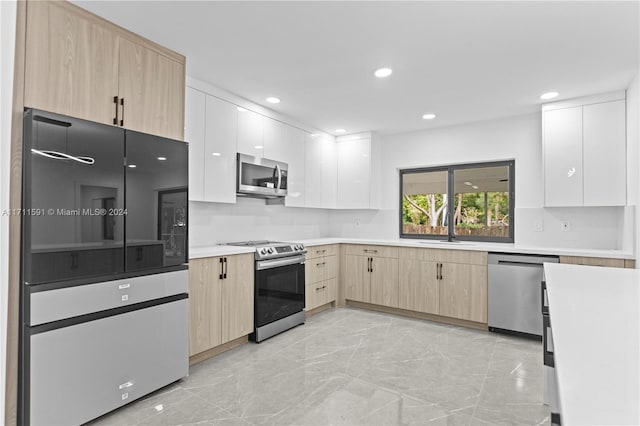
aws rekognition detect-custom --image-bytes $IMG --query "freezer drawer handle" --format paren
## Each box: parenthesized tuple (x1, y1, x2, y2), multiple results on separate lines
(118, 381, 133, 390)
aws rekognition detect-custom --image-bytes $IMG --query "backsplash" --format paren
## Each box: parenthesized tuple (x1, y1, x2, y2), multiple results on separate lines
(189, 197, 331, 246)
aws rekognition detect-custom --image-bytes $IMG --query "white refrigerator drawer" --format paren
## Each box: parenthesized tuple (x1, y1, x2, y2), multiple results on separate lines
(30, 270, 187, 325)
(29, 298, 188, 426)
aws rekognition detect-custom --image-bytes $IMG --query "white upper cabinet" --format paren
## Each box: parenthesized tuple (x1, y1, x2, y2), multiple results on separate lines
(237, 109, 264, 158)
(336, 133, 372, 209)
(543, 106, 583, 206)
(263, 118, 287, 160)
(185, 86, 237, 203)
(543, 91, 626, 207)
(582, 100, 626, 206)
(284, 126, 306, 207)
(185, 87, 206, 201)
(204, 95, 237, 204)
(305, 134, 337, 209)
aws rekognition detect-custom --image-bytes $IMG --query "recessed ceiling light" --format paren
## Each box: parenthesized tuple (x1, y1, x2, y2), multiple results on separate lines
(212, 152, 221, 156)
(157, 156, 167, 161)
(374, 68, 393, 78)
(335, 128, 346, 133)
(128, 164, 136, 168)
(422, 113, 436, 120)
(237, 107, 247, 112)
(472, 185, 479, 189)
(464, 181, 472, 186)
(540, 91, 559, 100)
(254, 145, 263, 149)
(266, 97, 280, 104)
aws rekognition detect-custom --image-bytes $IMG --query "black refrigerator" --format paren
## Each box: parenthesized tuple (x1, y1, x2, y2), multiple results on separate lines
(20, 108, 189, 425)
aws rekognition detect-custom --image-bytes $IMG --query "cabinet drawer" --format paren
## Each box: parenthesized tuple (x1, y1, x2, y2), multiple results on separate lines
(305, 278, 336, 311)
(344, 244, 398, 258)
(399, 247, 486, 265)
(306, 244, 338, 259)
(559, 256, 625, 268)
(29, 299, 188, 426)
(30, 270, 188, 326)
(306, 255, 337, 283)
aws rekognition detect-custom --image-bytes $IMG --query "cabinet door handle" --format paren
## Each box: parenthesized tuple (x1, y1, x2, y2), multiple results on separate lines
(113, 96, 119, 125)
(316, 262, 326, 267)
(219, 257, 224, 279)
(316, 249, 326, 254)
(118, 381, 133, 389)
(437, 263, 442, 280)
(70, 252, 77, 270)
(223, 257, 228, 279)
(120, 98, 125, 127)
(370, 257, 374, 273)
(363, 249, 378, 254)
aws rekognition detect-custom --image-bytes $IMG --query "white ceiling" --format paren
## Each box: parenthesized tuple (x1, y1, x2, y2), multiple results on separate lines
(75, 1, 639, 136)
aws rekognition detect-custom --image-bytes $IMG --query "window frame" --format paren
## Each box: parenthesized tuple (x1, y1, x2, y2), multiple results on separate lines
(399, 160, 515, 243)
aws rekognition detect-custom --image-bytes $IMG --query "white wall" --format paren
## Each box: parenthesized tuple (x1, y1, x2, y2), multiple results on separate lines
(0, 1, 17, 422)
(189, 198, 331, 246)
(627, 72, 640, 260)
(329, 112, 630, 250)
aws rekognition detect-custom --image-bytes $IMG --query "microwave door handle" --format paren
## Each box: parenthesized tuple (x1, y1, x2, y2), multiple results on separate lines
(276, 164, 282, 189)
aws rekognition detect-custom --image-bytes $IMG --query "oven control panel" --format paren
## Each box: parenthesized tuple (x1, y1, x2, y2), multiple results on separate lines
(256, 243, 306, 260)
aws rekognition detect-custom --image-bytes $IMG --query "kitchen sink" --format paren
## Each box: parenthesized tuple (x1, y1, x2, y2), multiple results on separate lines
(418, 240, 476, 246)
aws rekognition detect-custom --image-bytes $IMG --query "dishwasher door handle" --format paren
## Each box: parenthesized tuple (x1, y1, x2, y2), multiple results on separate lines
(497, 260, 544, 267)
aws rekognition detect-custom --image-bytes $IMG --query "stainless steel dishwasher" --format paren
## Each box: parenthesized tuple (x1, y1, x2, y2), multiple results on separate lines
(488, 253, 559, 338)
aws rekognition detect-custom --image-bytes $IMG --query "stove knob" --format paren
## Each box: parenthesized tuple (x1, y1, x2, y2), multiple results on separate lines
(260, 248, 267, 255)
(268, 247, 274, 253)
(296, 245, 302, 250)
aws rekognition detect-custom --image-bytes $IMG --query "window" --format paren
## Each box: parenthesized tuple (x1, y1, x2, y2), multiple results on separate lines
(400, 161, 514, 242)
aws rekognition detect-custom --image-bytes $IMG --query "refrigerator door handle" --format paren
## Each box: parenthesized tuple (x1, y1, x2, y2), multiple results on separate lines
(31, 148, 95, 165)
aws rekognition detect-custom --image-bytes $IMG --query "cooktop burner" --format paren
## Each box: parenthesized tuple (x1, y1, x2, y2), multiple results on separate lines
(225, 241, 306, 260)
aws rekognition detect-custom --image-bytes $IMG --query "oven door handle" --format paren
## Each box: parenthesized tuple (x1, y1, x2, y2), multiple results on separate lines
(257, 255, 306, 270)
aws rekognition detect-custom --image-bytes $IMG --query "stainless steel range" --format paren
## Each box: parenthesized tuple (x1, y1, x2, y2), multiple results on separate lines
(226, 241, 306, 342)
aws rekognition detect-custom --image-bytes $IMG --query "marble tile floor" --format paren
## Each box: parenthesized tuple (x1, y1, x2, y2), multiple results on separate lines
(90, 307, 550, 426)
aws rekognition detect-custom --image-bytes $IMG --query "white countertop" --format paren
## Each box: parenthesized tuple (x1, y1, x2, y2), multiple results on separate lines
(189, 245, 256, 259)
(189, 238, 634, 259)
(544, 263, 640, 425)
(297, 238, 634, 259)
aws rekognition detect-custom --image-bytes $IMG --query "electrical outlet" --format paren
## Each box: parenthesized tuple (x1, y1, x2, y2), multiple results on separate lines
(534, 220, 544, 232)
(354, 219, 360, 228)
(561, 221, 570, 232)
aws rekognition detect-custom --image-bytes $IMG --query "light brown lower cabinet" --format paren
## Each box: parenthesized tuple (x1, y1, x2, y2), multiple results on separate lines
(398, 259, 439, 315)
(344, 252, 399, 308)
(397, 248, 487, 324)
(188, 253, 253, 357)
(306, 278, 337, 311)
(559, 256, 627, 268)
(439, 263, 488, 323)
(305, 247, 338, 311)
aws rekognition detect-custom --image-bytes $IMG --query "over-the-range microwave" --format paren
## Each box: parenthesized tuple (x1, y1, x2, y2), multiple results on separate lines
(236, 153, 288, 198)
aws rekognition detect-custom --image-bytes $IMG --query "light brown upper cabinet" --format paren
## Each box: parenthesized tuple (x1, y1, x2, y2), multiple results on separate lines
(24, 1, 185, 140)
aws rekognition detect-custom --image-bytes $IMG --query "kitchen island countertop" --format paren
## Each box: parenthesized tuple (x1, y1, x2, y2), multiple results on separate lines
(544, 263, 639, 425)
